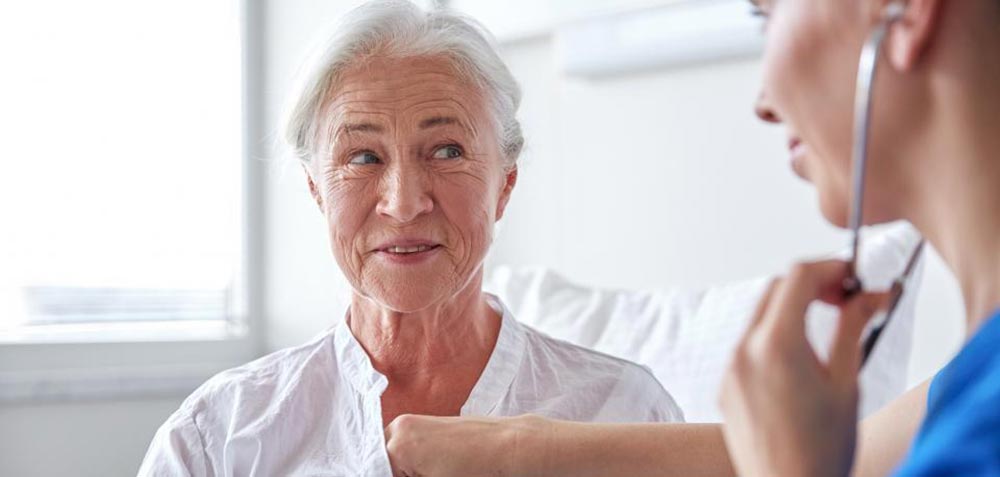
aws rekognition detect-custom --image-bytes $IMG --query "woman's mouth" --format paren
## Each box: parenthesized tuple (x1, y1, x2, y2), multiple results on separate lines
(788, 137, 809, 179)
(373, 241, 443, 264)
(383, 244, 438, 254)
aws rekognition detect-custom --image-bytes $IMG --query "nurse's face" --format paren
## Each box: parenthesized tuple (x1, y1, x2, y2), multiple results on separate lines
(306, 55, 516, 313)
(752, 0, 905, 227)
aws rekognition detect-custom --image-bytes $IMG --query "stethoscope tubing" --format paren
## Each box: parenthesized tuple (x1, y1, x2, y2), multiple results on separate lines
(844, 2, 926, 368)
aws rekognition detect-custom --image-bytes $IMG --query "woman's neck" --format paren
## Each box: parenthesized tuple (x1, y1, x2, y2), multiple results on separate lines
(348, 273, 501, 424)
(347, 272, 501, 380)
(907, 64, 1000, 334)
(920, 177, 1000, 333)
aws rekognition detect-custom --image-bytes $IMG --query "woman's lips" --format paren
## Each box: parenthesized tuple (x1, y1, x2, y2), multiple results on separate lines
(373, 240, 442, 265)
(381, 244, 437, 254)
(788, 137, 808, 180)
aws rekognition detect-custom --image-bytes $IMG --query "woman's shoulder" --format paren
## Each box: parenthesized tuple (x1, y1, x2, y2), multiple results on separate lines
(139, 327, 349, 475)
(895, 356, 1000, 476)
(520, 323, 650, 372)
(517, 323, 684, 422)
(895, 311, 1000, 476)
(178, 327, 341, 417)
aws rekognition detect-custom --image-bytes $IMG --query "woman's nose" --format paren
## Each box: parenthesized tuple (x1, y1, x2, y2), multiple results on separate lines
(755, 91, 782, 124)
(376, 162, 434, 223)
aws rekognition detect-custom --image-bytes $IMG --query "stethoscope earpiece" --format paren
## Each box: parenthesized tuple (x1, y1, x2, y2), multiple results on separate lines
(884, 1, 907, 22)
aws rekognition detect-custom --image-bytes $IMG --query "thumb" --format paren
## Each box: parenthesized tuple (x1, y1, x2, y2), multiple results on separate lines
(828, 291, 892, 381)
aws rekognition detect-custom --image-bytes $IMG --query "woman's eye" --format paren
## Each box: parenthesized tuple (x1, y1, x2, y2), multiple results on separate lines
(348, 151, 381, 165)
(432, 145, 463, 160)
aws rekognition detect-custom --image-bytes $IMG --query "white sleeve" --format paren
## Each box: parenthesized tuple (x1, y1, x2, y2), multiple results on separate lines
(625, 363, 686, 424)
(137, 408, 212, 477)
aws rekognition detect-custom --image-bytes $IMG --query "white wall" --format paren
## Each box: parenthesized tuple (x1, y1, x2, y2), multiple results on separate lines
(0, 397, 185, 477)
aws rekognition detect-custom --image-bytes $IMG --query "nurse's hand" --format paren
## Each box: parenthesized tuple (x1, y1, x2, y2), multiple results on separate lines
(384, 413, 549, 477)
(719, 260, 893, 477)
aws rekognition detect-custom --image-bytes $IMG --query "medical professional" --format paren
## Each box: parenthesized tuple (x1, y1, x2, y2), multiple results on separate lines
(384, 0, 1000, 475)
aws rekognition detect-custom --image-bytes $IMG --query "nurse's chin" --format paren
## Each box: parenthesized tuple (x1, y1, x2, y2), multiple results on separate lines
(816, 190, 851, 230)
(816, 193, 899, 231)
(790, 154, 811, 181)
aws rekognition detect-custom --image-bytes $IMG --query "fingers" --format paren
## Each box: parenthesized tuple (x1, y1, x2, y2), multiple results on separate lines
(761, 260, 853, 338)
(828, 291, 892, 381)
(747, 277, 782, 331)
(720, 259, 878, 477)
(385, 414, 423, 477)
(747, 258, 893, 384)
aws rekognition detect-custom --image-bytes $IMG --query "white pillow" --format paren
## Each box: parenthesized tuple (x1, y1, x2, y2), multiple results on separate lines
(485, 224, 923, 423)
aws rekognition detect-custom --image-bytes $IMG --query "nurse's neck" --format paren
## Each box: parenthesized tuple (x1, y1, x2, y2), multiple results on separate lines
(904, 46, 1000, 336)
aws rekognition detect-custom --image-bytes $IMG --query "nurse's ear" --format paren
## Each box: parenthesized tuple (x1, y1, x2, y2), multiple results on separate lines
(884, 0, 944, 71)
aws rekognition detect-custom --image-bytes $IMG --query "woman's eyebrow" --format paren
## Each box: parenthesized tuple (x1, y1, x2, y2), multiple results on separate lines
(419, 116, 460, 129)
(340, 122, 384, 134)
(333, 121, 385, 141)
(419, 115, 477, 137)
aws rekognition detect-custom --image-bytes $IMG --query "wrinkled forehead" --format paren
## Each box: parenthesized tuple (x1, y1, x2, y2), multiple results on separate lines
(321, 55, 491, 139)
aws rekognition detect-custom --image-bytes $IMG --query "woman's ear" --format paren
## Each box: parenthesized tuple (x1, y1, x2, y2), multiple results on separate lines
(885, 0, 944, 71)
(495, 165, 518, 221)
(302, 163, 324, 212)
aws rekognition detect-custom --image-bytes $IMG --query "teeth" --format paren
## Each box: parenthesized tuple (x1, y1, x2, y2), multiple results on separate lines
(387, 245, 433, 254)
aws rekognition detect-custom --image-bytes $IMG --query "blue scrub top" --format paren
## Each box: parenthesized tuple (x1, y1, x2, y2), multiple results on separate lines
(892, 309, 1000, 476)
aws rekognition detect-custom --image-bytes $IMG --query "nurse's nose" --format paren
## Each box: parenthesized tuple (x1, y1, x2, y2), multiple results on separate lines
(755, 91, 782, 124)
(376, 160, 434, 223)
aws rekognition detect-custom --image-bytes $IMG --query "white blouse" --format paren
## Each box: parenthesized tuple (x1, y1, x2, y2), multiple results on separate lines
(138, 296, 683, 476)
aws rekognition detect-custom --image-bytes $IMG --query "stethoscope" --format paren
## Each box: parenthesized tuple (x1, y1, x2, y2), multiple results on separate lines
(845, 0, 925, 368)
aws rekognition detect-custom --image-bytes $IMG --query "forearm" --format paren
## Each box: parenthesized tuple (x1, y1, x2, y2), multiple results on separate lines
(512, 418, 734, 477)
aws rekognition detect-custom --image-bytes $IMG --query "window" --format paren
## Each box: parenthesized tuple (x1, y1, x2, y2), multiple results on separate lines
(0, 1, 259, 402)
(0, 0, 246, 343)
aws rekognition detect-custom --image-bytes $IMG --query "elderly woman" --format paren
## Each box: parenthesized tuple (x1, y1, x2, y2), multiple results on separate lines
(138, 1, 681, 475)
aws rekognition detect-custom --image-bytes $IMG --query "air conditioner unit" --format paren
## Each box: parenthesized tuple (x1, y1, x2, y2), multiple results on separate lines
(556, 0, 764, 77)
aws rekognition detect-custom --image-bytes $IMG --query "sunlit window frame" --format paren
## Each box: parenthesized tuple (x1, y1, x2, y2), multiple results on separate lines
(0, 0, 264, 404)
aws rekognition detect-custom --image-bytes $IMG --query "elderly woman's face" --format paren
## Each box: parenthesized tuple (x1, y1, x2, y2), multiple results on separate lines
(307, 55, 515, 312)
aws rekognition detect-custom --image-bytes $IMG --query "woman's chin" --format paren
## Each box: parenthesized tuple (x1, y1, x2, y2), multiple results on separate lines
(360, 279, 453, 314)
(817, 191, 851, 229)
(816, 187, 898, 230)
(379, 298, 436, 314)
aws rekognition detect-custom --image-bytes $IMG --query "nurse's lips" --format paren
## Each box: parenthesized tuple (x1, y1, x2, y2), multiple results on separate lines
(788, 137, 808, 179)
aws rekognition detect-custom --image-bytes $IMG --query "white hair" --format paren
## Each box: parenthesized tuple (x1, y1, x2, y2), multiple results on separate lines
(284, 0, 524, 167)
